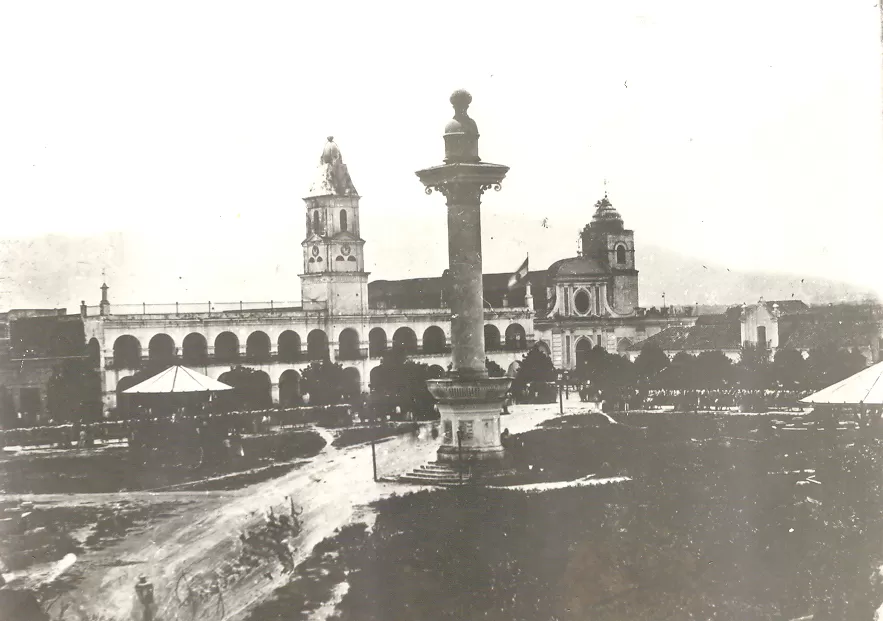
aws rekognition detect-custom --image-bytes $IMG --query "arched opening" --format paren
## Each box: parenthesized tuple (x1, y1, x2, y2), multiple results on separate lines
(574, 290, 591, 315)
(246, 331, 271, 362)
(427, 364, 446, 379)
(113, 335, 142, 369)
(115, 374, 141, 418)
(338, 328, 361, 360)
(148, 334, 175, 365)
(306, 213, 311, 236)
(278, 331, 302, 363)
(182, 333, 208, 366)
(392, 327, 417, 354)
(87, 338, 101, 367)
(575, 338, 594, 367)
(422, 326, 446, 354)
(307, 330, 329, 360)
(214, 332, 240, 363)
(369, 366, 383, 391)
(218, 368, 272, 411)
(342, 367, 361, 400)
(757, 326, 767, 347)
(313, 210, 321, 235)
(484, 325, 501, 351)
(505, 324, 527, 350)
(340, 209, 348, 232)
(616, 244, 627, 264)
(534, 341, 551, 357)
(369, 328, 388, 358)
(279, 370, 302, 407)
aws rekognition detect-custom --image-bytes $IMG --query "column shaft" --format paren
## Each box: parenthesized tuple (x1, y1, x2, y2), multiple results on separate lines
(447, 192, 487, 379)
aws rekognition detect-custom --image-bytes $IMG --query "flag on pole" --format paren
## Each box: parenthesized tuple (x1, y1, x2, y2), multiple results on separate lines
(507, 256, 529, 290)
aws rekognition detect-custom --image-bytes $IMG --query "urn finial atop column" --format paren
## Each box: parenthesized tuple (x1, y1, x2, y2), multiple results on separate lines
(444, 89, 480, 164)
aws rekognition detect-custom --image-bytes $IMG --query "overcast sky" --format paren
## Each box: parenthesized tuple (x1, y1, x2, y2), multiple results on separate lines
(1, 1, 881, 310)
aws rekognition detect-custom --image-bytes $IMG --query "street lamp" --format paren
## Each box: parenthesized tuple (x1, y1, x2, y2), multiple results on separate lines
(557, 371, 565, 415)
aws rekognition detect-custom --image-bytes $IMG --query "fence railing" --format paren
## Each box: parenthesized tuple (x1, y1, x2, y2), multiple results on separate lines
(84, 301, 303, 317)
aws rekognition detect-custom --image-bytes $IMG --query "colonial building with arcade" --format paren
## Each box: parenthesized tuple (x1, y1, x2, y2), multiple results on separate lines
(2, 139, 696, 421)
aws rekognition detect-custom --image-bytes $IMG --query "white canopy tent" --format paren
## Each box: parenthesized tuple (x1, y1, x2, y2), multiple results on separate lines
(122, 366, 233, 394)
(800, 360, 883, 406)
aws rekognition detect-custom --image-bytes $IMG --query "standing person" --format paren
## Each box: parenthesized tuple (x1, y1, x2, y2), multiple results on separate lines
(134, 575, 156, 621)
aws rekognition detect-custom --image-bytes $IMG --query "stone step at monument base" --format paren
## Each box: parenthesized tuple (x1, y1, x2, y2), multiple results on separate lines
(387, 461, 517, 487)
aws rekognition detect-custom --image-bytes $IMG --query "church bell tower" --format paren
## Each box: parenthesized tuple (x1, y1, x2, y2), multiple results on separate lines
(300, 137, 369, 315)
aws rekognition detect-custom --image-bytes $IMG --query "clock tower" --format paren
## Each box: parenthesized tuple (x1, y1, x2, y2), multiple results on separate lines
(300, 137, 369, 315)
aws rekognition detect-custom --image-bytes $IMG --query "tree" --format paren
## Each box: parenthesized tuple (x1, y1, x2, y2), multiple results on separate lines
(301, 359, 347, 406)
(771, 348, 807, 390)
(485, 358, 506, 378)
(512, 347, 557, 403)
(370, 348, 436, 419)
(218, 366, 273, 410)
(574, 346, 635, 394)
(633, 343, 669, 385)
(737, 343, 771, 391)
(694, 351, 734, 388)
(662, 352, 698, 390)
(47, 359, 102, 423)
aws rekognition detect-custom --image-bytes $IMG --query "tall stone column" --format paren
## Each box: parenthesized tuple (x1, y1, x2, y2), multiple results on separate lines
(417, 90, 511, 462)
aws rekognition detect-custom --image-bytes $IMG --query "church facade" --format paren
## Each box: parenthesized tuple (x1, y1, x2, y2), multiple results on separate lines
(4, 139, 695, 419)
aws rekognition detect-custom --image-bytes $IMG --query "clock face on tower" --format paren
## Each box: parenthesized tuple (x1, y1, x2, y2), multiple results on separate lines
(311, 245, 320, 257)
(341, 244, 351, 256)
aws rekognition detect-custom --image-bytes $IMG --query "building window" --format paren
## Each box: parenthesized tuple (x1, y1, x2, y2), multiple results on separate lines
(313, 211, 321, 235)
(574, 290, 590, 315)
(616, 244, 627, 264)
(340, 209, 348, 232)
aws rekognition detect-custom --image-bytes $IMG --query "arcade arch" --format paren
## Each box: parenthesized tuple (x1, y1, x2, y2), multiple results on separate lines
(392, 327, 417, 354)
(369, 328, 388, 358)
(246, 331, 271, 362)
(182, 333, 208, 366)
(113, 336, 142, 369)
(148, 334, 175, 365)
(505, 324, 527, 350)
(278, 331, 302, 362)
(338, 328, 361, 360)
(215, 332, 240, 363)
(422, 326, 446, 354)
(484, 325, 502, 351)
(307, 330, 329, 360)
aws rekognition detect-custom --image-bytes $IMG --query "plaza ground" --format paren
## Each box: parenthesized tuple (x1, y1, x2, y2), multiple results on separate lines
(2, 398, 881, 620)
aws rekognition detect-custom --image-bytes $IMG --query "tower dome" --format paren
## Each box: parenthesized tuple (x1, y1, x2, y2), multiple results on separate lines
(307, 137, 358, 197)
(590, 196, 624, 232)
(321, 136, 342, 164)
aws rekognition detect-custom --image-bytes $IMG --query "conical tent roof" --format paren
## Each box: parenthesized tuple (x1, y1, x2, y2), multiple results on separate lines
(122, 366, 233, 394)
(800, 360, 883, 405)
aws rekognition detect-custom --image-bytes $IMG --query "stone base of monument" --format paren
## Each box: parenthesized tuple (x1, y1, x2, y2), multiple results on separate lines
(426, 377, 512, 463)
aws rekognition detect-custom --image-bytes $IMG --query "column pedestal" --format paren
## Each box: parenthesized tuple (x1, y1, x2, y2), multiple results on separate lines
(427, 377, 511, 461)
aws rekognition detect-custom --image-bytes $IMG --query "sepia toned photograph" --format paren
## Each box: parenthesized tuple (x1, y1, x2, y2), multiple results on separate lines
(1, 2, 882, 620)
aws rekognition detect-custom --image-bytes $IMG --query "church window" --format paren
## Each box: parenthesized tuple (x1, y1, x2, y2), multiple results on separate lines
(340, 209, 348, 232)
(574, 290, 590, 314)
(306, 213, 311, 235)
(347, 256, 356, 262)
(336, 256, 344, 261)
(313, 211, 321, 235)
(616, 244, 627, 264)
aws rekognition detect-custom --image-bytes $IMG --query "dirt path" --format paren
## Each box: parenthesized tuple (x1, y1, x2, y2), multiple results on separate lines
(45, 403, 571, 620)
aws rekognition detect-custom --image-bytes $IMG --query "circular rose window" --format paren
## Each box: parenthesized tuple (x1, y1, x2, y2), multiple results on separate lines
(574, 290, 591, 314)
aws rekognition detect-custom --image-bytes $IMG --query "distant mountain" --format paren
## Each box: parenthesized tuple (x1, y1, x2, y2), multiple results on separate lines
(637, 243, 877, 308)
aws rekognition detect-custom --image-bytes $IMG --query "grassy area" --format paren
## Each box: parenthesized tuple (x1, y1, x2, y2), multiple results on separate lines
(0, 429, 326, 494)
(254, 411, 883, 620)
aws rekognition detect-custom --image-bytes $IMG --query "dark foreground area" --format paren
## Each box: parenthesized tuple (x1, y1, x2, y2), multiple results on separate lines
(248, 410, 883, 621)
(0, 429, 326, 494)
